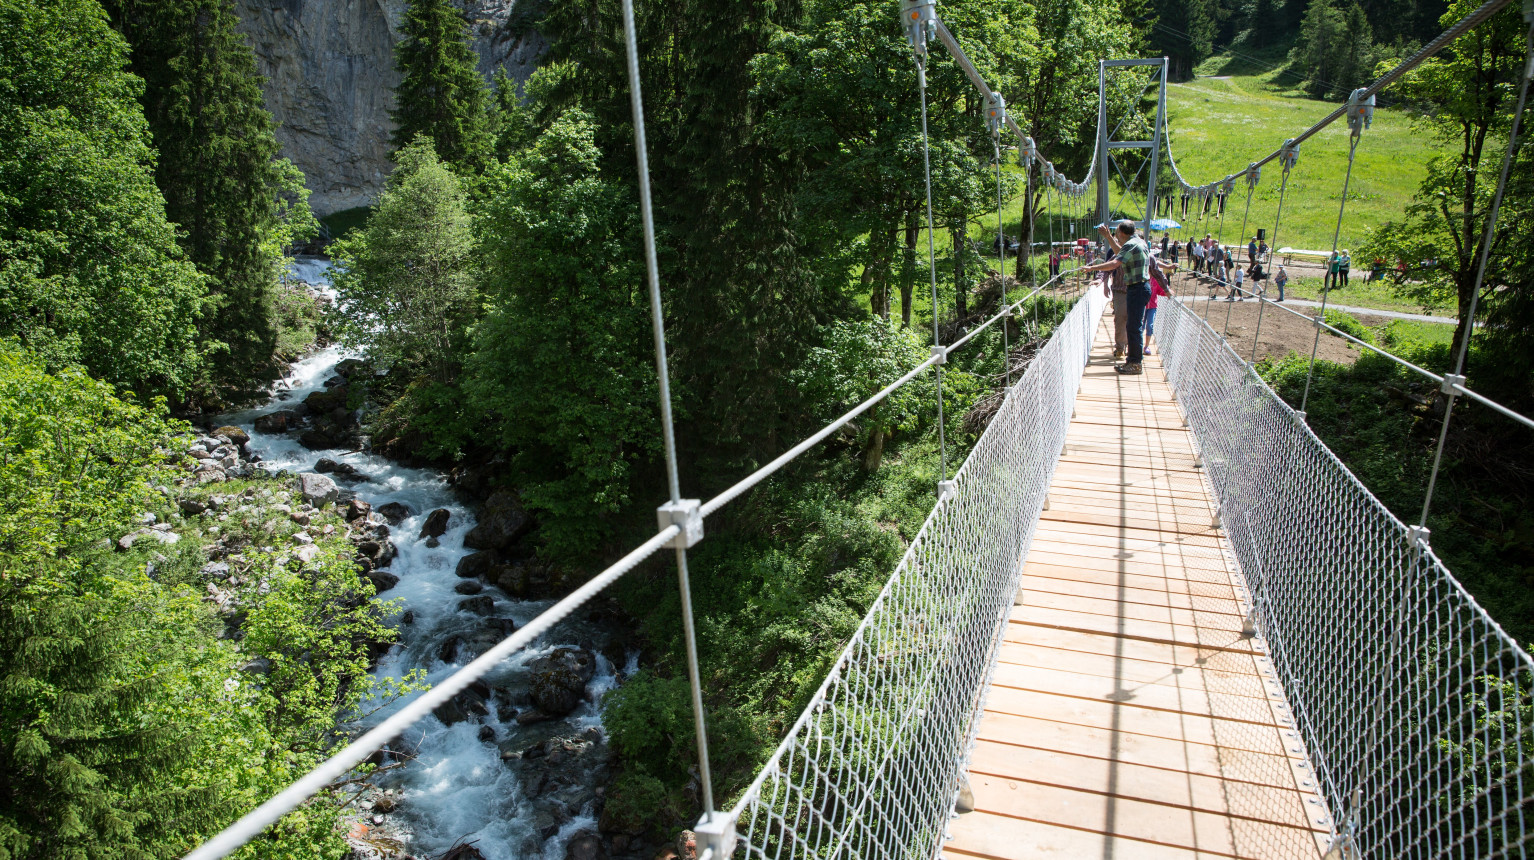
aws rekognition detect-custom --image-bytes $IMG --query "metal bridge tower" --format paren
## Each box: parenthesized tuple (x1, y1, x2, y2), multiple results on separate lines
(1095, 58, 1169, 229)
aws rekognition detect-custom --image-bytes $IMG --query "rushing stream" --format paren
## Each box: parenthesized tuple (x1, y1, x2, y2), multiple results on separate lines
(221, 259, 622, 860)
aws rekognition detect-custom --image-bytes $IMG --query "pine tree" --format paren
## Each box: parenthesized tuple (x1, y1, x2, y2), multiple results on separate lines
(107, 0, 313, 395)
(0, 0, 205, 397)
(391, 0, 492, 175)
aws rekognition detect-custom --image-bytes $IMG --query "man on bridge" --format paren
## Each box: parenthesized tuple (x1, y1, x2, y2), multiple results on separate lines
(1080, 220, 1151, 375)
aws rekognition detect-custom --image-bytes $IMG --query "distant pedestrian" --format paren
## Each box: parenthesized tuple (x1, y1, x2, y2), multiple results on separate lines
(1160, 234, 1169, 256)
(1274, 265, 1289, 301)
(1227, 262, 1244, 301)
(1249, 261, 1266, 296)
(1258, 238, 1268, 261)
(1326, 251, 1340, 290)
(1248, 236, 1258, 264)
(1339, 249, 1352, 287)
(1192, 240, 1205, 274)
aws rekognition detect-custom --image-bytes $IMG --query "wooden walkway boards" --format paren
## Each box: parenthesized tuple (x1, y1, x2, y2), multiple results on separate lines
(945, 311, 1328, 860)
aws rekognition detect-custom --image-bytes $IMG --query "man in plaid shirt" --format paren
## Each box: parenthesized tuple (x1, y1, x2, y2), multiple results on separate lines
(1080, 220, 1152, 375)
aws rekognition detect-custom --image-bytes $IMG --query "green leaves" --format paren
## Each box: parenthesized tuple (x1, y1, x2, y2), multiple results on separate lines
(0, 0, 206, 397)
(329, 137, 477, 384)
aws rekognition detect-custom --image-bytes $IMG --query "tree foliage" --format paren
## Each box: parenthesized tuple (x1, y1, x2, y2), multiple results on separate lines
(0, 344, 398, 860)
(107, 0, 316, 393)
(469, 110, 659, 556)
(330, 137, 477, 382)
(391, 0, 492, 175)
(1362, 0, 1526, 367)
(0, 0, 205, 397)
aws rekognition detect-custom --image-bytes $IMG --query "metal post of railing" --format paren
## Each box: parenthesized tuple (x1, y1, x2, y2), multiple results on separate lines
(1253, 143, 1297, 363)
(620, 0, 726, 851)
(1222, 173, 1256, 339)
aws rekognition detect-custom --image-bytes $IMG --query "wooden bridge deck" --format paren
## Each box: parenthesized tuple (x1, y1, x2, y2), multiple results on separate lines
(945, 310, 1329, 859)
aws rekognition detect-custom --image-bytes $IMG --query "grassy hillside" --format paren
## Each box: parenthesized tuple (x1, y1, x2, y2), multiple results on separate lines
(1162, 72, 1441, 255)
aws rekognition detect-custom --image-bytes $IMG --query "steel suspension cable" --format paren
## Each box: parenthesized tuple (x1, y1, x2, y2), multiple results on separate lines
(1252, 157, 1294, 362)
(995, 141, 1011, 385)
(618, 0, 718, 825)
(916, 54, 948, 485)
(1300, 130, 1363, 414)
(1222, 178, 1256, 339)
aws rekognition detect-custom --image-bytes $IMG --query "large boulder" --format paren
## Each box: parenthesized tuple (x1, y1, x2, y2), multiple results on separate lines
(432, 680, 492, 726)
(455, 551, 495, 580)
(303, 386, 348, 413)
(564, 832, 608, 860)
(529, 647, 596, 717)
(463, 491, 533, 551)
(252, 410, 301, 433)
(420, 508, 451, 538)
(458, 595, 495, 616)
(213, 425, 250, 448)
(335, 358, 370, 378)
(298, 429, 335, 450)
(298, 472, 339, 506)
(377, 502, 410, 524)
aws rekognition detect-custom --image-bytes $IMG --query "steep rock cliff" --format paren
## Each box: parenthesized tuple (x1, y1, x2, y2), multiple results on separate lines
(235, 0, 544, 217)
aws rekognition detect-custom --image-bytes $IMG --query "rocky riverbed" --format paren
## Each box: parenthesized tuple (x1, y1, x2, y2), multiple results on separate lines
(203, 261, 639, 860)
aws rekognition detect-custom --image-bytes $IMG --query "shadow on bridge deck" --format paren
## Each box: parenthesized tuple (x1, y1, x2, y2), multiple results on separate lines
(945, 310, 1331, 860)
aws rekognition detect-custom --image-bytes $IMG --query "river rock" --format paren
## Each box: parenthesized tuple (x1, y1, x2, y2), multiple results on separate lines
(420, 508, 451, 538)
(463, 490, 533, 551)
(298, 429, 335, 450)
(530, 647, 595, 717)
(322, 374, 346, 388)
(179, 498, 207, 516)
(366, 570, 400, 593)
(346, 499, 371, 522)
(213, 425, 250, 448)
(455, 551, 494, 579)
(377, 502, 410, 524)
(303, 386, 348, 413)
(298, 472, 339, 506)
(194, 466, 227, 484)
(432, 679, 492, 726)
(252, 410, 300, 433)
(565, 832, 608, 860)
(335, 358, 370, 378)
(458, 595, 495, 616)
(454, 580, 483, 595)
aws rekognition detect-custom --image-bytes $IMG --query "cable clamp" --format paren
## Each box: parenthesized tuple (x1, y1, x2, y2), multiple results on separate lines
(1439, 372, 1465, 397)
(985, 92, 1006, 133)
(695, 810, 737, 860)
(899, 0, 936, 56)
(938, 480, 958, 502)
(1247, 162, 1261, 187)
(657, 498, 704, 549)
(1346, 89, 1375, 134)
(931, 345, 948, 365)
(1279, 139, 1300, 170)
(1408, 525, 1431, 550)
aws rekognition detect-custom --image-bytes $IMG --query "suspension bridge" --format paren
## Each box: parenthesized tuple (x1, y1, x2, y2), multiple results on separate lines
(185, 0, 1534, 857)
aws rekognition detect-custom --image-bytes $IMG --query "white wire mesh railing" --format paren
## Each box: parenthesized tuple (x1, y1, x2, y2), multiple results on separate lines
(728, 288, 1107, 858)
(1154, 292, 1534, 857)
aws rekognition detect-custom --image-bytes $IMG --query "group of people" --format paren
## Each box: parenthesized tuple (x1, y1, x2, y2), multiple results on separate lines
(1324, 249, 1353, 289)
(1178, 232, 1289, 302)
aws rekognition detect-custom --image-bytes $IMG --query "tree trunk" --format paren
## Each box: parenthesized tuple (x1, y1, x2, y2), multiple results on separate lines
(952, 220, 967, 320)
(901, 209, 917, 328)
(862, 425, 886, 472)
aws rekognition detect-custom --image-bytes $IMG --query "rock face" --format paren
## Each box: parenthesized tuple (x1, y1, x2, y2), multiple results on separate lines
(233, 0, 548, 217)
(463, 490, 533, 550)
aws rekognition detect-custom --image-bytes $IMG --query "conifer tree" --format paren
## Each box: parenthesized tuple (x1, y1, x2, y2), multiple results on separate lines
(391, 0, 492, 175)
(106, 0, 314, 394)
